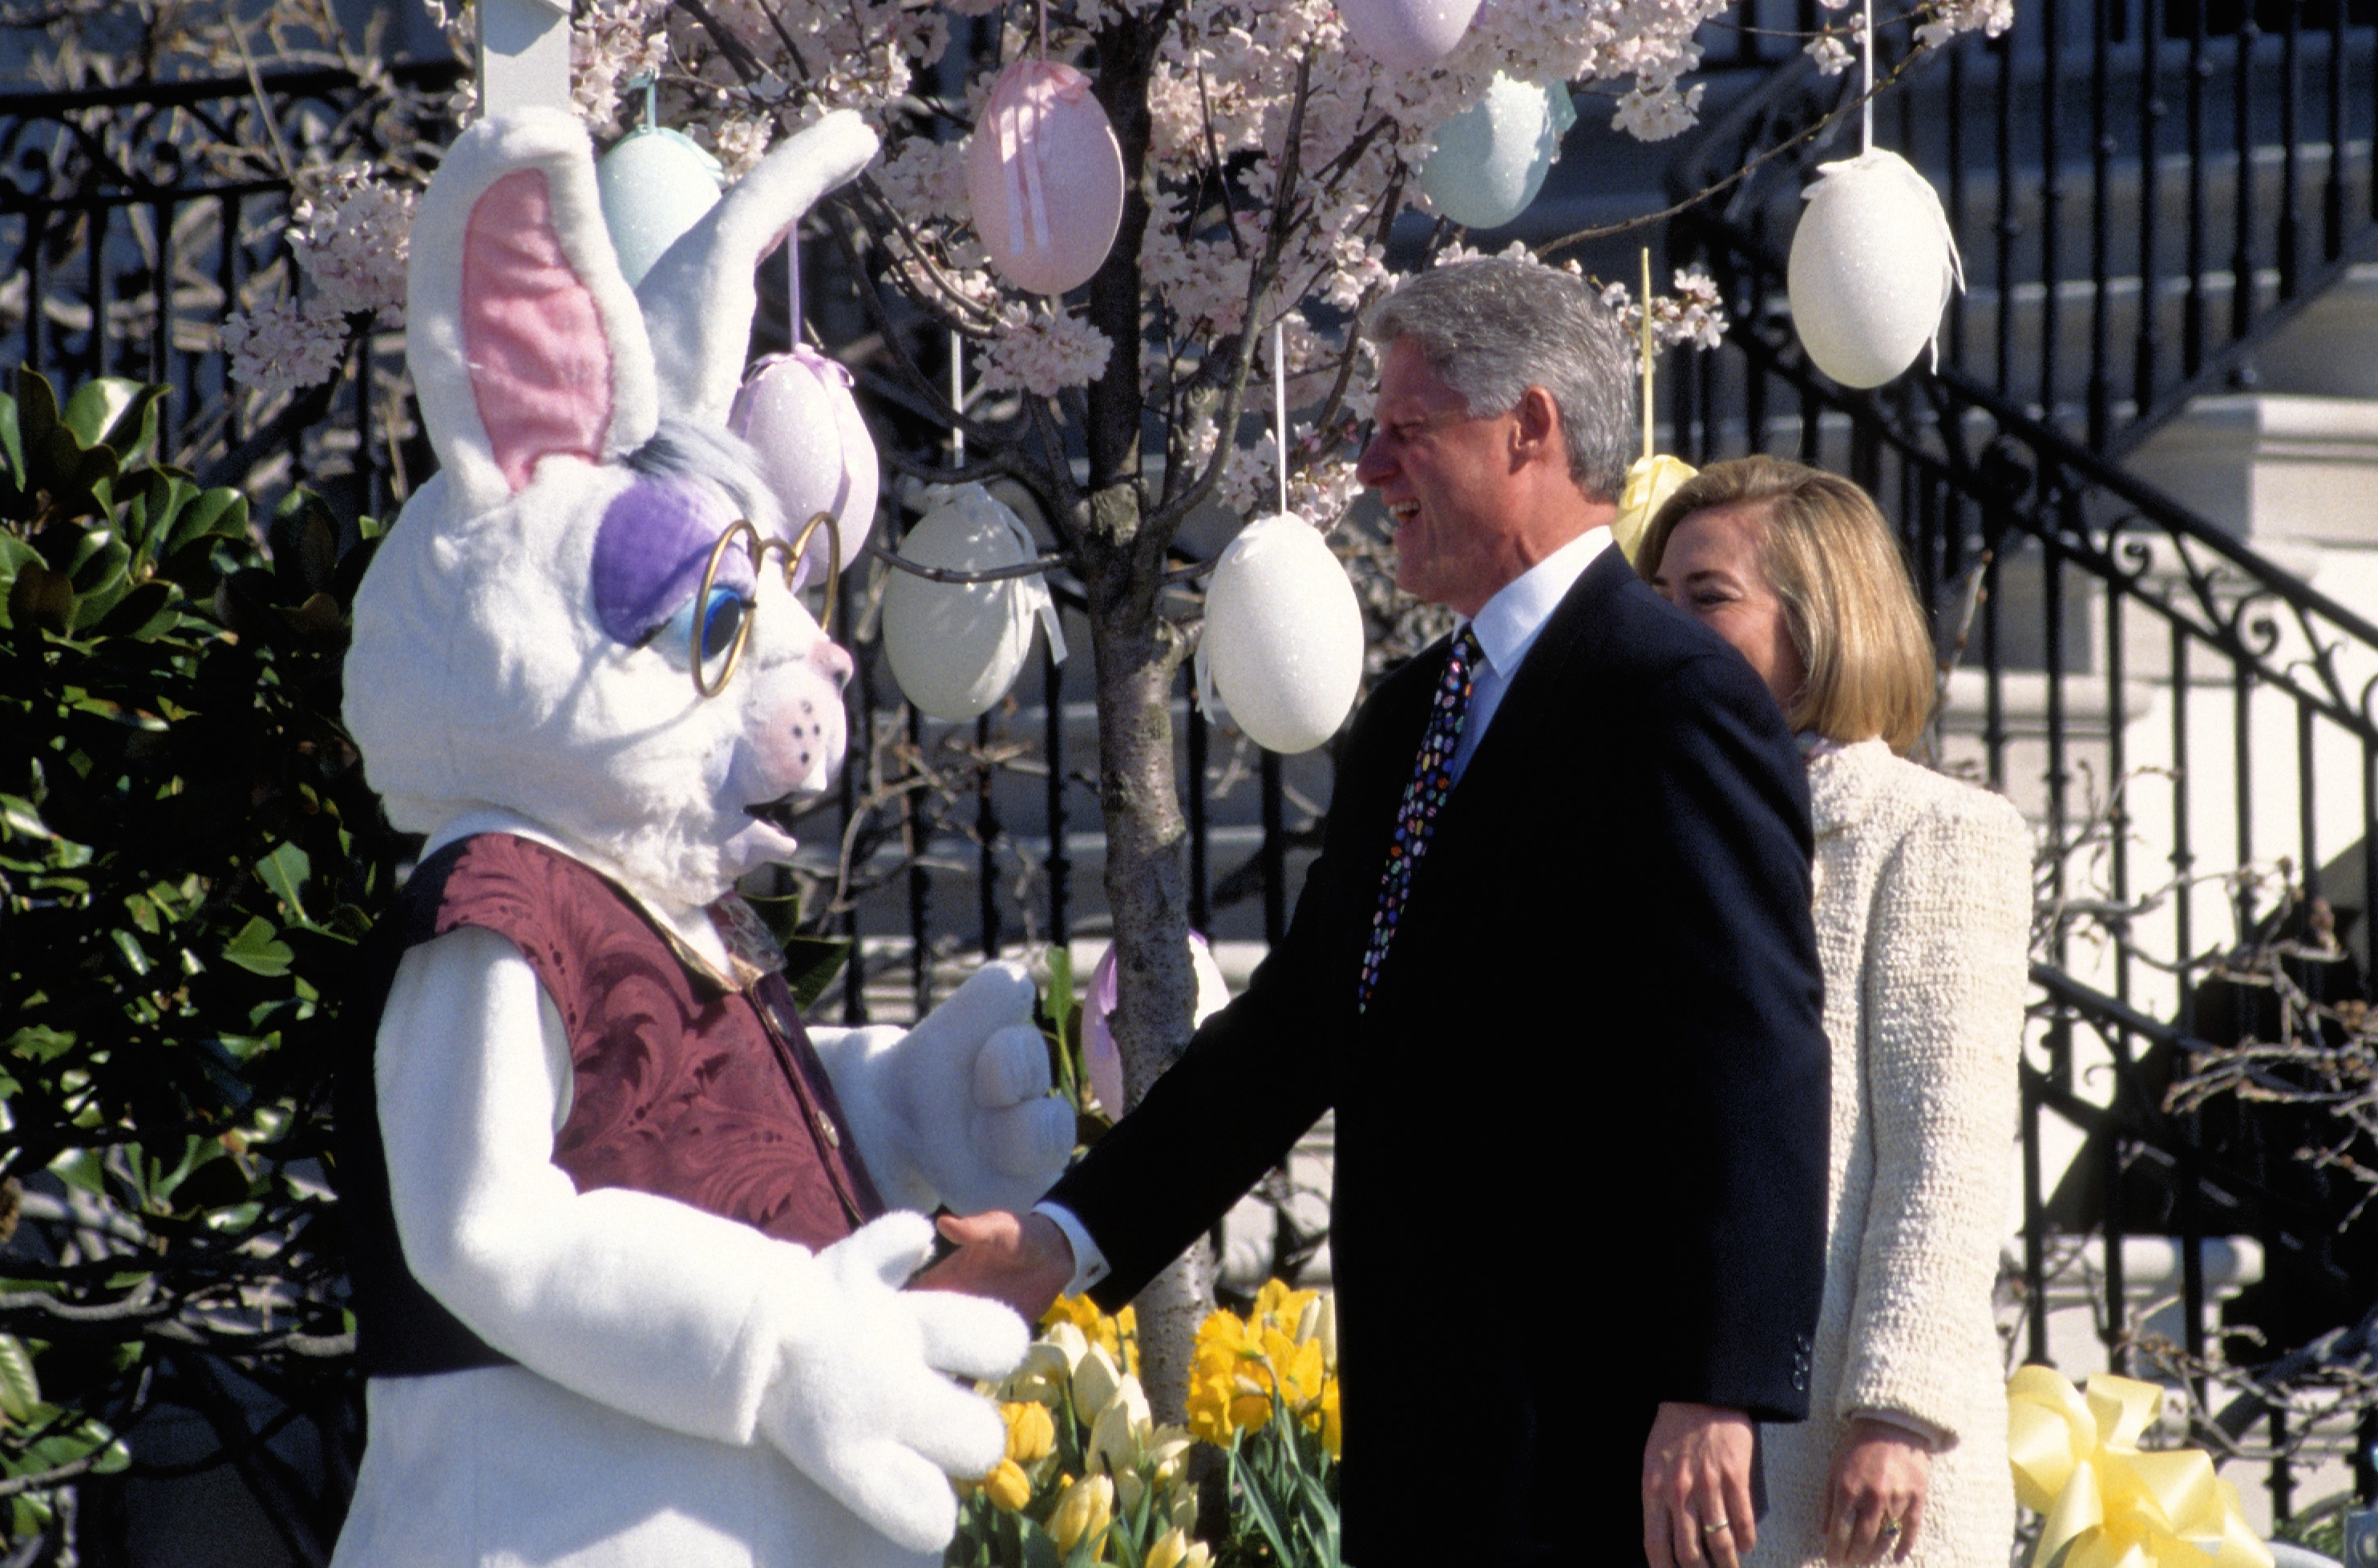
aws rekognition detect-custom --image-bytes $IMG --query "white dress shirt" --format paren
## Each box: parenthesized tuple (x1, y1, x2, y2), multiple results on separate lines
(1037, 526, 1616, 1296)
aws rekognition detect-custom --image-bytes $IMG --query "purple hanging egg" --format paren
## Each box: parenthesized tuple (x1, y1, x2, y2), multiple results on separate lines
(1337, 0, 1482, 73)
(728, 349, 879, 578)
(966, 61, 1123, 296)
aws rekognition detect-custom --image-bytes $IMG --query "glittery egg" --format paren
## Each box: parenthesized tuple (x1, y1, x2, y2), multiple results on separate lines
(596, 126, 725, 289)
(1337, 0, 1482, 72)
(1786, 149, 1965, 389)
(966, 62, 1125, 296)
(1198, 511, 1364, 755)
(880, 483, 1064, 721)
(728, 349, 879, 579)
(1416, 74, 1576, 232)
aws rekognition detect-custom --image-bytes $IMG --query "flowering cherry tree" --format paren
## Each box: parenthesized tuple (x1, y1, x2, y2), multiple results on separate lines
(218, 0, 2012, 1413)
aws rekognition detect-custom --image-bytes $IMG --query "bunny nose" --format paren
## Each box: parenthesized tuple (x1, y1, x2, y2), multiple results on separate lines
(808, 640, 854, 689)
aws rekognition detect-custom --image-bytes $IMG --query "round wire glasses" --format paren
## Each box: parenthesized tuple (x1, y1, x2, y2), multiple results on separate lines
(690, 510, 842, 699)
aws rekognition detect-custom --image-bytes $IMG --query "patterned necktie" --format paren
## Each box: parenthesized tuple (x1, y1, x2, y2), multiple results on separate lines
(1357, 626, 1482, 1012)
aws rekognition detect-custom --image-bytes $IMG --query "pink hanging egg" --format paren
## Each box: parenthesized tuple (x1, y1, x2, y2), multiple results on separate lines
(966, 62, 1124, 296)
(1337, 0, 1482, 73)
(728, 348, 879, 579)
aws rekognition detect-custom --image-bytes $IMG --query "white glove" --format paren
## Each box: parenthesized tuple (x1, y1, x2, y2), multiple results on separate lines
(812, 961, 1078, 1218)
(754, 1212, 1026, 1552)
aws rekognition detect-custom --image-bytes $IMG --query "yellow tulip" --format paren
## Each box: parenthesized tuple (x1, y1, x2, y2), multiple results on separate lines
(1183, 1546, 1212, 1568)
(1072, 1344, 1124, 1424)
(1002, 1400, 1055, 1465)
(983, 1459, 1033, 1513)
(1087, 1384, 1151, 1477)
(1318, 1379, 1342, 1459)
(1147, 1527, 1193, 1568)
(1049, 1473, 1114, 1558)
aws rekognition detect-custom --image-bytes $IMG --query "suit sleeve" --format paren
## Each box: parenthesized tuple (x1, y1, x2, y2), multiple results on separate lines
(1622, 651, 1831, 1421)
(1836, 792, 2029, 1440)
(1045, 690, 1407, 1310)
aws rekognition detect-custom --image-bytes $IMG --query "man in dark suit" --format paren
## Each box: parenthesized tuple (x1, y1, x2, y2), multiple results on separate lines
(924, 257, 1830, 1568)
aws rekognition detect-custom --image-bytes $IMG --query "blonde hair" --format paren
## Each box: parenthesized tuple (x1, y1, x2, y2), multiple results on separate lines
(1636, 455, 1935, 754)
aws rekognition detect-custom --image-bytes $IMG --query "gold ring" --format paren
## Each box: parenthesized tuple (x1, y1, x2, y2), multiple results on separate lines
(787, 509, 842, 632)
(1880, 1519, 1903, 1538)
(1702, 1519, 1731, 1535)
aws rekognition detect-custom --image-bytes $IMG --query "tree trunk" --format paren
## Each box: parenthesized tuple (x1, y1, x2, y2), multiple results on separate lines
(1078, 8, 1210, 1425)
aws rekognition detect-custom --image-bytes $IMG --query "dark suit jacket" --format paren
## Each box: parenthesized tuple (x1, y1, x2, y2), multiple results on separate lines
(1047, 548, 1830, 1566)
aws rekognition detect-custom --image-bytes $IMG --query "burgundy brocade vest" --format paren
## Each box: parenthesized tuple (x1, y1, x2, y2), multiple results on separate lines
(337, 833, 883, 1378)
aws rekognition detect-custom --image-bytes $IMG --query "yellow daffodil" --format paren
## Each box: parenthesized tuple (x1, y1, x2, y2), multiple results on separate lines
(983, 1459, 1033, 1513)
(1044, 1294, 1138, 1376)
(1311, 1293, 1337, 1372)
(1317, 1377, 1342, 1459)
(1251, 1279, 1319, 1332)
(1049, 1473, 1114, 1558)
(1001, 1400, 1055, 1465)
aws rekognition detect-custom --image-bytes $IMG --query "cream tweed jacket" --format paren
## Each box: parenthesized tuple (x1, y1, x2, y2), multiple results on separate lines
(1749, 740, 2028, 1567)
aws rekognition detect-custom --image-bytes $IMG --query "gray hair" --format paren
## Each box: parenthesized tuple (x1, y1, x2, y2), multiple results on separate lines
(1365, 257, 1636, 502)
(626, 417, 785, 535)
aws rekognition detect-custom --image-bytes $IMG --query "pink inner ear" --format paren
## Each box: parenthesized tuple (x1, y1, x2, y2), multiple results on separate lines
(462, 168, 613, 493)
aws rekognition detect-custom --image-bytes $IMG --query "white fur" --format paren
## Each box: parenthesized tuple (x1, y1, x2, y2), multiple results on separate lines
(403, 109, 658, 516)
(336, 108, 1075, 1567)
(808, 963, 1080, 1218)
(637, 112, 880, 424)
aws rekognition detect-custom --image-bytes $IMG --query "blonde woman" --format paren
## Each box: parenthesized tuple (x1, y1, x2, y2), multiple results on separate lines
(1640, 456, 2027, 1567)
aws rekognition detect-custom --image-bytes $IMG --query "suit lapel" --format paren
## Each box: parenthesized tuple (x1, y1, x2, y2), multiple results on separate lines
(1441, 547, 1634, 806)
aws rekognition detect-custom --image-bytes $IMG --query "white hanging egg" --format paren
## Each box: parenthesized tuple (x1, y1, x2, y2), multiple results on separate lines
(597, 126, 726, 289)
(729, 350, 879, 579)
(967, 62, 1125, 296)
(1337, 0, 1482, 73)
(1786, 149, 1965, 389)
(1199, 512, 1364, 755)
(1416, 74, 1575, 232)
(880, 483, 1065, 721)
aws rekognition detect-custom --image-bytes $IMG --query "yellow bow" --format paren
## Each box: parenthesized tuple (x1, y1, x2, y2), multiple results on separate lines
(2007, 1367, 2271, 1568)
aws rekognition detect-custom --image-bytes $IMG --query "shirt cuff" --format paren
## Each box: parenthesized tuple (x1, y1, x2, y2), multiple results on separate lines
(1032, 1202, 1111, 1298)
(1849, 1407, 1949, 1451)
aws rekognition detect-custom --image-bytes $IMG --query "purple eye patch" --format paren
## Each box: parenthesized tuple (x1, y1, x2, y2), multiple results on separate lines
(589, 477, 754, 645)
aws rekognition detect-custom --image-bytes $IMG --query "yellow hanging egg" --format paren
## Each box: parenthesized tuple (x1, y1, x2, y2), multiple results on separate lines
(1612, 454, 1697, 564)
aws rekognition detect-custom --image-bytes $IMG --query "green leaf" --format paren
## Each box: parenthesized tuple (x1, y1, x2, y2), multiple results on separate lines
(47, 1148, 103, 1196)
(0, 1335, 38, 1422)
(269, 487, 340, 597)
(6, 1026, 75, 1064)
(164, 485, 249, 557)
(61, 378, 152, 451)
(0, 388, 22, 484)
(0, 794, 55, 842)
(781, 935, 853, 1010)
(220, 917, 293, 977)
(254, 841, 313, 925)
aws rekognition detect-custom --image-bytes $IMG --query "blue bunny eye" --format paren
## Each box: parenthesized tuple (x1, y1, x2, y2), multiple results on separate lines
(699, 588, 746, 660)
(654, 584, 750, 668)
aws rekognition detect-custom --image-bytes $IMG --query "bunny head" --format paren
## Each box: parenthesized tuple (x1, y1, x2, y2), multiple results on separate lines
(346, 108, 880, 915)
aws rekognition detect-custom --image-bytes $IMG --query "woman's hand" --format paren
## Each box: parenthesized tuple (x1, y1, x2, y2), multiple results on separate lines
(1822, 1418, 1931, 1564)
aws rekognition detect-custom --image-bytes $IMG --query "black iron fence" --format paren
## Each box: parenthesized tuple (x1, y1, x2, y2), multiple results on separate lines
(1672, 0, 2378, 1528)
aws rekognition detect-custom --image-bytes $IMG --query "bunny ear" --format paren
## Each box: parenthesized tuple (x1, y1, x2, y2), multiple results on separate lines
(406, 109, 660, 511)
(636, 110, 880, 426)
